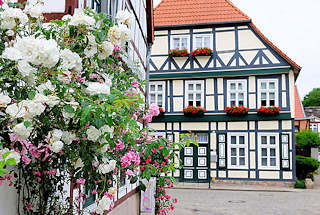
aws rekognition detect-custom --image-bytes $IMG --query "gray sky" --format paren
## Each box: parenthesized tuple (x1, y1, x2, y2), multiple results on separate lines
(153, 0, 320, 98)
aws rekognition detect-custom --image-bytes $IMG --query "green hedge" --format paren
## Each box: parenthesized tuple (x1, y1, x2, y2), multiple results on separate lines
(294, 179, 306, 189)
(296, 155, 320, 180)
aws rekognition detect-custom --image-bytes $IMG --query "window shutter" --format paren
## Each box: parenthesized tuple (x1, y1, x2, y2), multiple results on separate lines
(217, 133, 227, 169)
(280, 134, 290, 170)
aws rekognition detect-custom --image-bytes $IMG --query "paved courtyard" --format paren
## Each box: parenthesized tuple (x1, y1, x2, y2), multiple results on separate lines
(169, 187, 320, 215)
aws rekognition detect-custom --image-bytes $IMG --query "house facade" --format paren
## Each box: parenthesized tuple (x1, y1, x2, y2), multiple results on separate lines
(294, 86, 309, 132)
(148, 0, 301, 184)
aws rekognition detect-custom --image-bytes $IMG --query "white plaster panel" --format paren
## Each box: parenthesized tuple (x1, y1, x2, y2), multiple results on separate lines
(249, 122, 255, 130)
(283, 172, 293, 180)
(249, 94, 256, 109)
(174, 132, 180, 142)
(210, 162, 217, 169)
(219, 52, 234, 65)
(206, 96, 215, 111)
(216, 27, 235, 31)
(173, 80, 183, 96)
(154, 30, 168, 35)
(206, 78, 214, 94)
(238, 30, 266, 50)
(228, 171, 248, 178)
(282, 92, 287, 108)
(250, 151, 256, 168)
(218, 95, 224, 110)
(217, 78, 224, 94)
(196, 56, 210, 67)
(264, 50, 280, 64)
(151, 56, 167, 68)
(210, 132, 217, 150)
(211, 122, 216, 131)
(149, 123, 165, 130)
(193, 28, 212, 33)
(250, 171, 256, 179)
(282, 74, 286, 90)
(181, 122, 209, 131)
(173, 97, 183, 112)
(249, 76, 256, 92)
(250, 133, 256, 150)
(259, 171, 280, 179)
(228, 122, 248, 130)
(258, 121, 279, 130)
(216, 31, 235, 51)
(218, 171, 226, 178)
(171, 30, 190, 34)
(43, 0, 65, 13)
(151, 36, 168, 55)
(210, 171, 217, 178)
(173, 57, 188, 68)
(240, 50, 258, 65)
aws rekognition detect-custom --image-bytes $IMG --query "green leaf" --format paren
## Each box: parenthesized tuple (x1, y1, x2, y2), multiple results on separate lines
(24, 121, 32, 128)
(0, 160, 5, 169)
(2, 151, 11, 159)
(6, 158, 17, 166)
(64, 105, 75, 113)
(130, 176, 138, 184)
(94, 119, 103, 129)
(140, 183, 146, 192)
(170, 176, 177, 184)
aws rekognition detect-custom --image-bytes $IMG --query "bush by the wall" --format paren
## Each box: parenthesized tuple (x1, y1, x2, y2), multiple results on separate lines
(294, 179, 306, 189)
(296, 155, 320, 180)
(296, 130, 320, 148)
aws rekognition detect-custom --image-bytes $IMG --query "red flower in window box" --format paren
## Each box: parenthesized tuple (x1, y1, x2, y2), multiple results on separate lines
(225, 105, 249, 116)
(183, 105, 205, 116)
(169, 48, 190, 57)
(192, 47, 214, 57)
(257, 106, 280, 116)
(159, 107, 165, 115)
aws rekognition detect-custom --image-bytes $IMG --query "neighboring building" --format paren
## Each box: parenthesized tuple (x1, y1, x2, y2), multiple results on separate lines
(149, 0, 301, 184)
(305, 107, 320, 133)
(294, 86, 310, 132)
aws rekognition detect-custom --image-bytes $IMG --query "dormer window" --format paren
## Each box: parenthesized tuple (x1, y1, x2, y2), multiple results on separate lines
(258, 79, 278, 107)
(194, 34, 212, 49)
(171, 36, 189, 50)
(185, 80, 204, 107)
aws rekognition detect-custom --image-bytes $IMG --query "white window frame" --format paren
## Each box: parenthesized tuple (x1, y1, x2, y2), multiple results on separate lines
(171, 35, 190, 50)
(193, 34, 213, 50)
(185, 80, 204, 107)
(258, 79, 278, 107)
(149, 81, 165, 109)
(227, 80, 247, 107)
(258, 133, 280, 170)
(227, 133, 248, 169)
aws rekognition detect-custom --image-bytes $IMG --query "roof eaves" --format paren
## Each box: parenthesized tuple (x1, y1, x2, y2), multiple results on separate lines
(155, 19, 252, 30)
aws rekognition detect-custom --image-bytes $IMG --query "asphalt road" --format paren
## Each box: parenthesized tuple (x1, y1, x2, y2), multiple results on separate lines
(168, 188, 320, 215)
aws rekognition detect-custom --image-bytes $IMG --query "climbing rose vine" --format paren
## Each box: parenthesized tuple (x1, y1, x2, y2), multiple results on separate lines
(0, 1, 182, 214)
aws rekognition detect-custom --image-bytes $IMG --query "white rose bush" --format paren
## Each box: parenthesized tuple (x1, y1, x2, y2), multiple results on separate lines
(0, 1, 183, 215)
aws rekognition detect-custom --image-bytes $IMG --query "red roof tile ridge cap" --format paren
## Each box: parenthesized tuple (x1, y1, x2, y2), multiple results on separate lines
(249, 22, 301, 71)
(225, 0, 251, 20)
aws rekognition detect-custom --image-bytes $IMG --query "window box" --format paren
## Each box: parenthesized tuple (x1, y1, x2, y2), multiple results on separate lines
(183, 106, 205, 116)
(169, 48, 190, 57)
(191, 48, 213, 57)
(225, 105, 249, 116)
(257, 106, 280, 116)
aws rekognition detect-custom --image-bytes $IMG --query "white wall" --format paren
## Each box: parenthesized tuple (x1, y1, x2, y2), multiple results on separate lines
(43, 0, 66, 13)
(0, 182, 18, 214)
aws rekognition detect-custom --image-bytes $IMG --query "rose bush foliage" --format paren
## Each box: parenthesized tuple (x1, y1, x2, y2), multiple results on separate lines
(0, 1, 181, 214)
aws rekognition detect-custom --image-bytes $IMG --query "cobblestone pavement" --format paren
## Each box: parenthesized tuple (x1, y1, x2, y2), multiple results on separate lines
(168, 185, 320, 215)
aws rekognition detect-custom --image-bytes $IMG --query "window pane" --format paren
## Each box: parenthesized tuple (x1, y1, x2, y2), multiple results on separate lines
(196, 84, 201, 90)
(173, 38, 180, 49)
(270, 158, 276, 166)
(188, 101, 193, 106)
(231, 157, 237, 165)
(196, 101, 201, 106)
(231, 101, 236, 106)
(270, 136, 275, 144)
(239, 148, 245, 156)
(239, 136, 244, 144)
(230, 93, 236, 99)
(230, 83, 236, 90)
(239, 93, 244, 100)
(181, 38, 187, 49)
(204, 36, 210, 47)
(196, 94, 201, 100)
(150, 94, 155, 103)
(270, 92, 275, 100)
(270, 148, 276, 156)
(158, 94, 162, 103)
(150, 85, 155, 91)
(261, 136, 267, 144)
(269, 82, 275, 89)
(261, 82, 267, 89)
(231, 148, 237, 156)
(188, 84, 193, 90)
(188, 94, 193, 100)
(231, 136, 236, 144)
(262, 148, 267, 156)
(238, 83, 243, 90)
(157, 85, 163, 91)
(195, 37, 202, 48)
(239, 157, 245, 166)
(261, 93, 267, 100)
(262, 158, 267, 166)
(239, 101, 244, 106)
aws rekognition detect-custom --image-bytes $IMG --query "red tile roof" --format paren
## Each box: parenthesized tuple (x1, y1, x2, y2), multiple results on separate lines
(295, 85, 306, 119)
(154, 0, 251, 27)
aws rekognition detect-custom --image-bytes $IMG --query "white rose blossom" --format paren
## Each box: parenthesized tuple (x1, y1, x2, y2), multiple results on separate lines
(96, 195, 112, 215)
(69, 12, 95, 26)
(74, 158, 84, 169)
(52, 141, 64, 153)
(86, 126, 101, 142)
(0, 94, 11, 107)
(61, 131, 75, 145)
(86, 80, 111, 95)
(60, 49, 82, 71)
(13, 122, 32, 140)
(98, 41, 113, 60)
(108, 24, 131, 47)
(116, 10, 134, 27)
(6, 103, 27, 119)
